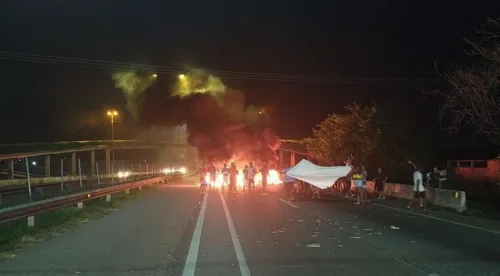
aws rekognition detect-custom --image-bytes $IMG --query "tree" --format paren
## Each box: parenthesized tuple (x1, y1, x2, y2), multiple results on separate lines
(438, 19, 500, 145)
(304, 103, 382, 166)
(305, 102, 437, 182)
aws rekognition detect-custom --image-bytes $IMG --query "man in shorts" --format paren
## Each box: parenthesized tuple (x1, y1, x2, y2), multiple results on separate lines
(247, 162, 257, 191)
(243, 165, 249, 192)
(407, 165, 426, 209)
(220, 163, 229, 192)
(352, 166, 364, 205)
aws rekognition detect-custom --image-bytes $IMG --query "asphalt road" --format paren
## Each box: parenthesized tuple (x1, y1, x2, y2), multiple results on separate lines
(1, 177, 500, 276)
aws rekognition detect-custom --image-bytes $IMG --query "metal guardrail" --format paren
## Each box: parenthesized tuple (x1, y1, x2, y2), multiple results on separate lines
(0, 172, 161, 189)
(0, 176, 168, 225)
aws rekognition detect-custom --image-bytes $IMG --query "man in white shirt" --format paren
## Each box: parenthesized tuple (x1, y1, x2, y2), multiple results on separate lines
(247, 162, 257, 190)
(407, 166, 426, 209)
(220, 163, 229, 192)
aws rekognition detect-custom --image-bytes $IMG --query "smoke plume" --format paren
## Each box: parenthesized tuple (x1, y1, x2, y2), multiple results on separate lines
(113, 68, 281, 166)
(112, 71, 156, 121)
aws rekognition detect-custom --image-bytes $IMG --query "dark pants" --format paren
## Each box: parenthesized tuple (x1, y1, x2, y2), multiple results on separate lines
(248, 179, 255, 190)
(345, 179, 351, 193)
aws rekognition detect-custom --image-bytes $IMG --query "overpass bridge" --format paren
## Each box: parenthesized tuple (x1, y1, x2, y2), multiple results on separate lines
(0, 139, 310, 181)
(0, 140, 198, 181)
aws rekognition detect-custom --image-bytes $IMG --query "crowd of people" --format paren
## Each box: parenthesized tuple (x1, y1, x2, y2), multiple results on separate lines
(199, 155, 442, 211)
(199, 161, 270, 195)
(283, 154, 440, 210)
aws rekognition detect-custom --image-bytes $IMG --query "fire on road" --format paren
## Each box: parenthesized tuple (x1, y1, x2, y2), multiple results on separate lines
(204, 170, 282, 188)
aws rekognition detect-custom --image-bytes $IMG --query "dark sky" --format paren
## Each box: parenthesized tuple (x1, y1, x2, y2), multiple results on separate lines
(1, 0, 499, 144)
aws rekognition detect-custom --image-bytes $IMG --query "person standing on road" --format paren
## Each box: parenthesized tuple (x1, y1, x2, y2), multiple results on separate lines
(220, 163, 229, 192)
(247, 162, 257, 191)
(352, 166, 364, 205)
(344, 172, 354, 198)
(229, 162, 238, 194)
(207, 163, 216, 191)
(243, 165, 249, 192)
(199, 166, 208, 194)
(281, 167, 297, 200)
(260, 163, 269, 195)
(374, 167, 388, 200)
(361, 165, 368, 201)
(407, 161, 426, 209)
(430, 167, 442, 188)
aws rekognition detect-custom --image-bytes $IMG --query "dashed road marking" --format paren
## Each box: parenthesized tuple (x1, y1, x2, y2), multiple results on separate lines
(181, 193, 208, 276)
(220, 192, 251, 276)
(279, 198, 300, 208)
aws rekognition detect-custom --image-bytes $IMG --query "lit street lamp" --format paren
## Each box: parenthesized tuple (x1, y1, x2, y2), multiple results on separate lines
(178, 74, 186, 80)
(107, 110, 118, 183)
(152, 73, 158, 78)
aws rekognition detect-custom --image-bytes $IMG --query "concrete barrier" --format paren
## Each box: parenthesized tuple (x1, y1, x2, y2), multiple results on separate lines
(426, 188, 467, 212)
(350, 181, 467, 212)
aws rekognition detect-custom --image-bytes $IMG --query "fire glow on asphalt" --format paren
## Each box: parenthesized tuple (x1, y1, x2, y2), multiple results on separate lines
(205, 169, 281, 188)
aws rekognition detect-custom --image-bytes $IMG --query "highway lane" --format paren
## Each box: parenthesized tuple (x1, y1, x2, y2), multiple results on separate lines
(0, 177, 499, 275)
(0, 176, 202, 276)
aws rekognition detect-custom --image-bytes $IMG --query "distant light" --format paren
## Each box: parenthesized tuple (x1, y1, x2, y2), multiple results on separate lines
(152, 73, 158, 78)
(107, 110, 118, 116)
(32, 161, 37, 166)
(178, 74, 186, 80)
(179, 167, 187, 174)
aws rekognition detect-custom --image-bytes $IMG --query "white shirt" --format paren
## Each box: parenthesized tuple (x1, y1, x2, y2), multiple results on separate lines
(413, 171, 425, 192)
(247, 166, 257, 179)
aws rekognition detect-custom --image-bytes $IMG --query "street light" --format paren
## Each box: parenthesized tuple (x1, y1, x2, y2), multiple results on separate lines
(107, 110, 118, 183)
(152, 73, 158, 78)
(178, 74, 186, 80)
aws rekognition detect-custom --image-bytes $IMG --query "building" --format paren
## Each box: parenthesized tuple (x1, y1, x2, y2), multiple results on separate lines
(448, 157, 500, 183)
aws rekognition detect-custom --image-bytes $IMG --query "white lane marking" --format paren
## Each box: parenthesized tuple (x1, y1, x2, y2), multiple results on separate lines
(372, 203, 500, 235)
(220, 192, 251, 276)
(376, 247, 428, 275)
(279, 198, 300, 209)
(181, 193, 208, 276)
(329, 192, 500, 235)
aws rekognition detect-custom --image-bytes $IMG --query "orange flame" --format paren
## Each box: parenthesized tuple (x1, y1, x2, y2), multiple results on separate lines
(204, 169, 281, 189)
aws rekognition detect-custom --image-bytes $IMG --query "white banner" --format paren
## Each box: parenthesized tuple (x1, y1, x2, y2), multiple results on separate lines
(286, 159, 351, 189)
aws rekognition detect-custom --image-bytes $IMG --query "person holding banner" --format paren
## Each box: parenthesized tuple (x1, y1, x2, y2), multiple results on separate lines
(282, 167, 298, 200)
(352, 166, 364, 204)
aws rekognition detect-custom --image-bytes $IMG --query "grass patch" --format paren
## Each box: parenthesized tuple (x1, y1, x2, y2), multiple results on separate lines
(0, 184, 157, 261)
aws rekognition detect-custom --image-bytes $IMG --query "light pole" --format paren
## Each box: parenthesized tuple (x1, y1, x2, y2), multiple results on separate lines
(107, 110, 118, 183)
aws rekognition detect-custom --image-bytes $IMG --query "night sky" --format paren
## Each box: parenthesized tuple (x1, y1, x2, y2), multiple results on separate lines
(1, 1, 499, 148)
